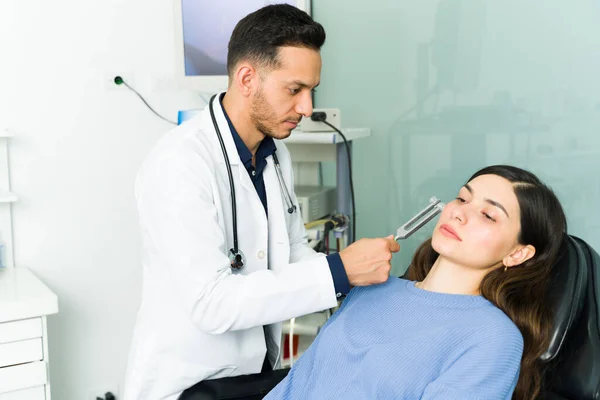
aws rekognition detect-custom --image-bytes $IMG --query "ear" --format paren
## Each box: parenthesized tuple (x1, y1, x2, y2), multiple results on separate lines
(232, 63, 259, 98)
(503, 244, 536, 268)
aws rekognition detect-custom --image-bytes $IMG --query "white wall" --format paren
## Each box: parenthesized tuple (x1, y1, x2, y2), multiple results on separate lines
(0, 0, 204, 398)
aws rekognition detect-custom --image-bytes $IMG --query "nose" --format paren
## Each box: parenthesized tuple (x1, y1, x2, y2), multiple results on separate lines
(295, 91, 313, 118)
(451, 204, 467, 224)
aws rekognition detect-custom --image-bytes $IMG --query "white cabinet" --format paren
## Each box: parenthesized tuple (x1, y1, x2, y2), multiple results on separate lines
(0, 269, 58, 399)
(0, 386, 46, 400)
(0, 130, 58, 399)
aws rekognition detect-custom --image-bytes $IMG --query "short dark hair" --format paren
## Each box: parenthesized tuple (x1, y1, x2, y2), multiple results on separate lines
(227, 4, 326, 78)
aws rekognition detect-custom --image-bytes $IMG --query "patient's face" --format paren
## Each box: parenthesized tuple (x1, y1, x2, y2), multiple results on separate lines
(431, 174, 522, 271)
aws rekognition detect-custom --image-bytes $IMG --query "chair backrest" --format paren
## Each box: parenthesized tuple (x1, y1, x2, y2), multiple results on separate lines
(543, 234, 600, 399)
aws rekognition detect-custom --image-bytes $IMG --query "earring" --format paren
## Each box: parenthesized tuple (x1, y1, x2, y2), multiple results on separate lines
(504, 265, 508, 272)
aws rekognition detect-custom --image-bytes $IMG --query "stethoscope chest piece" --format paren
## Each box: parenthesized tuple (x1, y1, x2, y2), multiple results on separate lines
(229, 248, 246, 270)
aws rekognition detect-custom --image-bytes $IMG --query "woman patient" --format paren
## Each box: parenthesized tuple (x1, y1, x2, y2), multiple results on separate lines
(266, 165, 567, 400)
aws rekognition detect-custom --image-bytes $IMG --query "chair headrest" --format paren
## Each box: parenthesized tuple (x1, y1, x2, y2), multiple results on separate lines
(541, 235, 589, 361)
(572, 236, 600, 330)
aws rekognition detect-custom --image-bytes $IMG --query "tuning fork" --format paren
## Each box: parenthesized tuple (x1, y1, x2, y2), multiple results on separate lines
(395, 197, 445, 240)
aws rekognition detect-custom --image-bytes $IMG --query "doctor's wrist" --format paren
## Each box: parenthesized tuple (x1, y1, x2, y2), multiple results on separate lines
(326, 253, 350, 297)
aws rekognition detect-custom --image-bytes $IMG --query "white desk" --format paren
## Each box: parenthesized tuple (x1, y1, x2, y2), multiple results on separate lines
(0, 268, 58, 400)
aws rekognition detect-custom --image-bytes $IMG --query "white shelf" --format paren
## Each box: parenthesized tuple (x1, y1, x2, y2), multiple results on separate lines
(283, 127, 371, 144)
(0, 192, 17, 203)
(0, 129, 14, 138)
(0, 267, 59, 323)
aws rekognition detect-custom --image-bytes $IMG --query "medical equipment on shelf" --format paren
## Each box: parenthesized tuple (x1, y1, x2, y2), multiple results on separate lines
(209, 94, 297, 271)
(304, 214, 350, 255)
(295, 185, 337, 224)
(395, 197, 445, 240)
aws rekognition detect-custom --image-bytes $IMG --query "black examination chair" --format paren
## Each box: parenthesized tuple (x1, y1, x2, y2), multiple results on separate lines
(179, 367, 289, 400)
(541, 234, 600, 400)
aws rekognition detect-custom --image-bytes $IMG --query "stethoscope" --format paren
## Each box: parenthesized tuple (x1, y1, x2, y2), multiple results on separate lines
(209, 94, 297, 270)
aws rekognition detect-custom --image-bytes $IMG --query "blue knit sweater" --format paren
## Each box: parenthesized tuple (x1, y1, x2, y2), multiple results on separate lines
(267, 278, 524, 399)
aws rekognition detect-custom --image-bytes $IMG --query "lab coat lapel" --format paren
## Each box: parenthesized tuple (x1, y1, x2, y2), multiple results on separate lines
(263, 156, 287, 367)
(264, 156, 290, 274)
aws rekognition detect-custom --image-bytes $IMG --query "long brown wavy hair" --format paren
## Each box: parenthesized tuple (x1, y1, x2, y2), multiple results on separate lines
(406, 165, 567, 400)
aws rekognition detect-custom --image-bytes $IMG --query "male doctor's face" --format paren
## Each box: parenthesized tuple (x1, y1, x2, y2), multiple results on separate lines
(250, 46, 321, 140)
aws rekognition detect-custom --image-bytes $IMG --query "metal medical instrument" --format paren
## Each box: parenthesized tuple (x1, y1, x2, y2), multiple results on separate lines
(395, 197, 445, 240)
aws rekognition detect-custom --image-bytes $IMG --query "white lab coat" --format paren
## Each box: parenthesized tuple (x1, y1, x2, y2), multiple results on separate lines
(124, 95, 339, 400)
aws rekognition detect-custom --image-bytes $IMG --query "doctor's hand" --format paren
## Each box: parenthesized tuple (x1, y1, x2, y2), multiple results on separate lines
(339, 235, 400, 286)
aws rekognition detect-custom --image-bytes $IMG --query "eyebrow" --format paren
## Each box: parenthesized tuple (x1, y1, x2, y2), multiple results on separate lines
(463, 184, 510, 218)
(287, 80, 320, 89)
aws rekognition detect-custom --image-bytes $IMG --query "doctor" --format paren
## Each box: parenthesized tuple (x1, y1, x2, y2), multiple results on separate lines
(124, 4, 400, 400)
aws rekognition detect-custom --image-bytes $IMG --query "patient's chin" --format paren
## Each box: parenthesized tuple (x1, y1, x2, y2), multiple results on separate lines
(431, 232, 448, 253)
(431, 234, 463, 262)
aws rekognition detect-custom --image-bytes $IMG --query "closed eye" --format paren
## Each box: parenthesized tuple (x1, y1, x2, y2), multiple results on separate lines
(456, 197, 466, 203)
(483, 212, 496, 222)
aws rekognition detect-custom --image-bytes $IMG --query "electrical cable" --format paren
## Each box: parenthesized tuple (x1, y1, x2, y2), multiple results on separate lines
(289, 318, 296, 367)
(113, 76, 177, 125)
(305, 218, 334, 229)
(318, 162, 324, 186)
(311, 116, 356, 241)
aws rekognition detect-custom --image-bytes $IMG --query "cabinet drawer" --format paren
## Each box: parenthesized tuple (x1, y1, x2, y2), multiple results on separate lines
(0, 361, 47, 393)
(0, 319, 42, 344)
(0, 385, 45, 400)
(0, 338, 43, 368)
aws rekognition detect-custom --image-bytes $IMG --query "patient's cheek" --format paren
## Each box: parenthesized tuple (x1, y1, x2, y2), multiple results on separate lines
(474, 229, 504, 256)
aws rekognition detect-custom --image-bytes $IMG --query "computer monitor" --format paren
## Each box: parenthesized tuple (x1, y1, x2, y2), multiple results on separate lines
(173, 0, 312, 94)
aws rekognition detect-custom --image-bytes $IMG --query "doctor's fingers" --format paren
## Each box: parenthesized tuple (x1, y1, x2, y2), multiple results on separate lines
(385, 235, 401, 253)
(370, 236, 399, 258)
(350, 262, 391, 286)
(372, 261, 392, 282)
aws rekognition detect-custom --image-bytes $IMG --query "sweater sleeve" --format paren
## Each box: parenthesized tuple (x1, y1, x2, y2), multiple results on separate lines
(421, 322, 524, 400)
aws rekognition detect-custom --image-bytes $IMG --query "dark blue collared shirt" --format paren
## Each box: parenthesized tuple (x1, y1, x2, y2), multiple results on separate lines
(220, 95, 350, 297)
